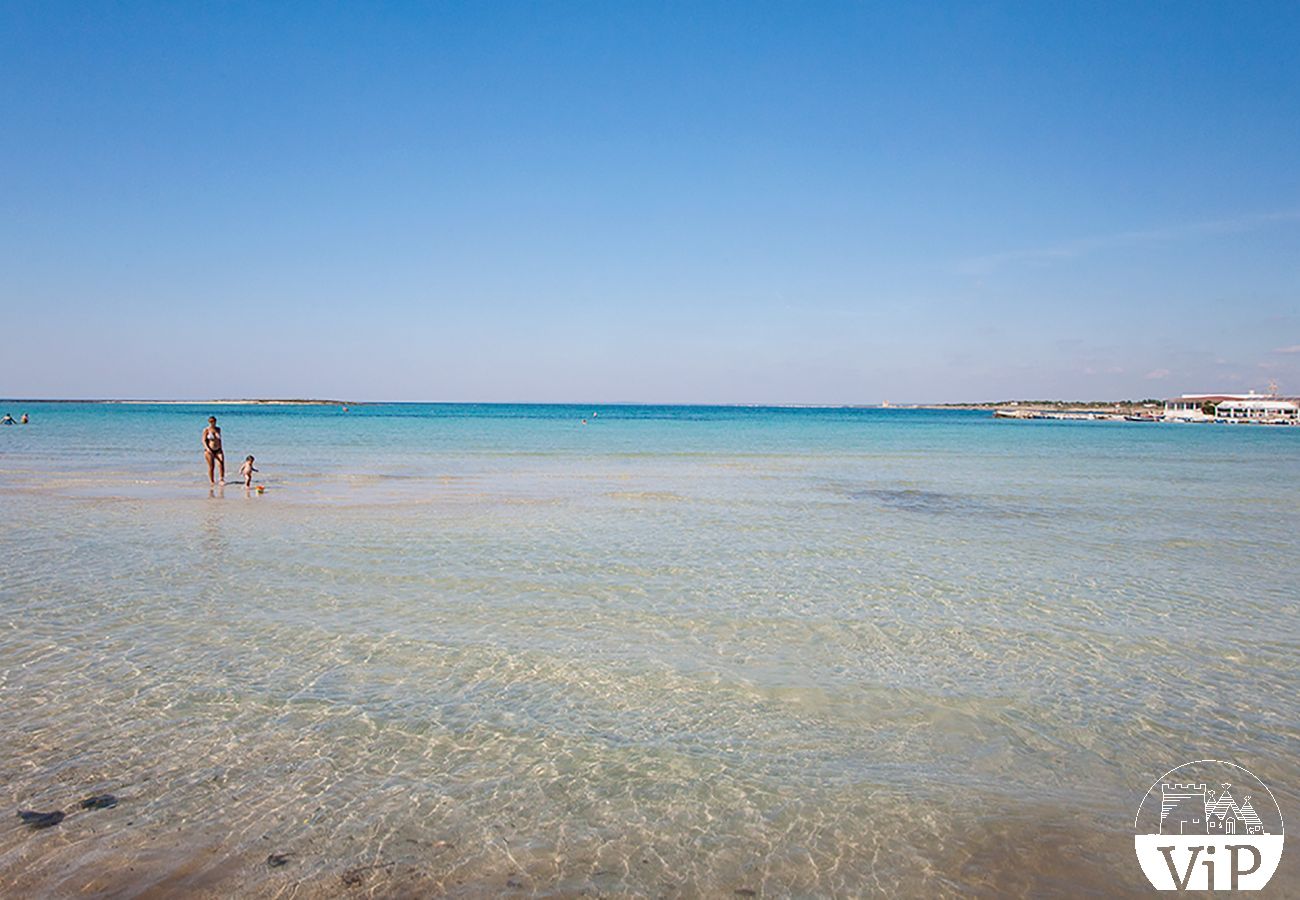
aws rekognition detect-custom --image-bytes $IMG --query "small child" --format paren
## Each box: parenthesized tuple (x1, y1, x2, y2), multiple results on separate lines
(240, 455, 259, 487)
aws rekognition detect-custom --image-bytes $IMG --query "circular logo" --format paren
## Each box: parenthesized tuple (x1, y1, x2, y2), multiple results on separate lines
(1134, 759, 1285, 890)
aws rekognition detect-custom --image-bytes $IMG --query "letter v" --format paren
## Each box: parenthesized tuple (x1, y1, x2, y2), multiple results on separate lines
(1158, 845, 1202, 890)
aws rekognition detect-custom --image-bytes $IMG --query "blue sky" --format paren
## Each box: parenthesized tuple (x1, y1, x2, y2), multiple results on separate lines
(2, 1, 1298, 402)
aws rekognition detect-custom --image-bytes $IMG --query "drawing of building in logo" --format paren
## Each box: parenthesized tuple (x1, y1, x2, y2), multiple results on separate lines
(1160, 783, 1208, 834)
(1136, 760, 1285, 890)
(1159, 782, 1269, 837)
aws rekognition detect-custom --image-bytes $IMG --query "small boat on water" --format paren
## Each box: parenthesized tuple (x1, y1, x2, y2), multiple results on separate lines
(1124, 414, 1159, 422)
(994, 408, 1039, 419)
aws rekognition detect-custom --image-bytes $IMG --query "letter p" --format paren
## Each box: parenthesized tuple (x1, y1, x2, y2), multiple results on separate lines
(1228, 844, 1261, 889)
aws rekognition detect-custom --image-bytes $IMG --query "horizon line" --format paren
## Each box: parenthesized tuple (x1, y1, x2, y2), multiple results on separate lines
(0, 397, 1180, 407)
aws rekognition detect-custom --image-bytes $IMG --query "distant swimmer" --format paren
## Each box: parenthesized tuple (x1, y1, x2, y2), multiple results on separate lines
(581, 418, 588, 425)
(1, 413, 14, 425)
(203, 416, 225, 485)
(20, 413, 29, 424)
(240, 455, 259, 487)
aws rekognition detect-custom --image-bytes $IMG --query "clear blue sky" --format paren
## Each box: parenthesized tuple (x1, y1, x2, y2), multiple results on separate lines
(2, 1, 1298, 402)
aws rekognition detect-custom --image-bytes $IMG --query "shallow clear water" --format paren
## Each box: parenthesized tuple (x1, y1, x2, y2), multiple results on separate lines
(1, 403, 1297, 896)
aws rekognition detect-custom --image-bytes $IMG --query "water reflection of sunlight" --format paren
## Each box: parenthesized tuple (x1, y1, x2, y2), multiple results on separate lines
(196, 489, 231, 586)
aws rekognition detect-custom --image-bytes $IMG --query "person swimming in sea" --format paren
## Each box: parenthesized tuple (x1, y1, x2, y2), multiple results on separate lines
(239, 455, 258, 487)
(203, 416, 225, 485)
(20, 413, 28, 424)
(1, 413, 14, 425)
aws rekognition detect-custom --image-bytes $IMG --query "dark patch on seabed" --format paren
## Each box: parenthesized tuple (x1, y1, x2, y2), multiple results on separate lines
(848, 487, 1018, 517)
(17, 810, 64, 829)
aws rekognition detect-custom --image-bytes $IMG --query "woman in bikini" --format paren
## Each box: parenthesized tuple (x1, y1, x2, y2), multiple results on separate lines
(203, 416, 225, 485)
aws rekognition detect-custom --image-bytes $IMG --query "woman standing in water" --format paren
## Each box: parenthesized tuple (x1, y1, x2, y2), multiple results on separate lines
(202, 416, 225, 485)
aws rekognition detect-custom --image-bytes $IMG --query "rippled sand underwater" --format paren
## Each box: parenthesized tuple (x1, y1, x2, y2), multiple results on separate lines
(1, 404, 1298, 897)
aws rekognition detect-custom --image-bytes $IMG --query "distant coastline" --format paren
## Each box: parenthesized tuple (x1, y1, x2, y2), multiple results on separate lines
(916, 400, 1160, 413)
(3, 399, 1155, 409)
(2, 398, 354, 406)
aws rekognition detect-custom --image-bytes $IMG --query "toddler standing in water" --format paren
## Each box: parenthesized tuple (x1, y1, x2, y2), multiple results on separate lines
(239, 455, 258, 487)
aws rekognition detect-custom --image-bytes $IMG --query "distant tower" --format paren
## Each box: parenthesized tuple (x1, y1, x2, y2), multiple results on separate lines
(1160, 783, 1208, 834)
(1267, 379, 1280, 398)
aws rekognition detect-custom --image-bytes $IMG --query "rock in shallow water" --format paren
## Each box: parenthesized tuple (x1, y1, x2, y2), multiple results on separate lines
(80, 794, 118, 810)
(18, 810, 65, 829)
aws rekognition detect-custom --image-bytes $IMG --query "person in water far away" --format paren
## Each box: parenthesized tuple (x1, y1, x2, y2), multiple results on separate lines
(240, 455, 258, 487)
(1, 413, 14, 425)
(203, 416, 225, 485)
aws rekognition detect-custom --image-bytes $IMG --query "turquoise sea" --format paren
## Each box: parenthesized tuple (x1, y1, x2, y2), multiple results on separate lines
(1, 402, 1297, 896)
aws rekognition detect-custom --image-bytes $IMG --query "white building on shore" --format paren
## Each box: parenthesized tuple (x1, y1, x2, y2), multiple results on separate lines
(1215, 398, 1299, 422)
(1163, 393, 1254, 420)
(1163, 391, 1299, 422)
